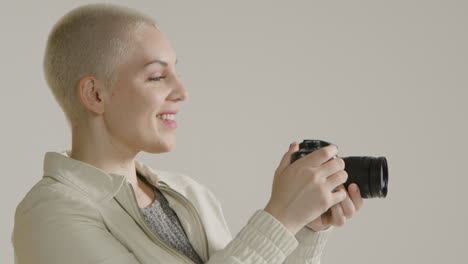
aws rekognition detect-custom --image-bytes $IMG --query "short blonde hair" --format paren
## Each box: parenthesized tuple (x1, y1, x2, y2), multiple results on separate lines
(43, 3, 158, 128)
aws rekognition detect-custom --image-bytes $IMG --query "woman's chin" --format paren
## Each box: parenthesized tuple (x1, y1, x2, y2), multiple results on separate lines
(143, 138, 175, 154)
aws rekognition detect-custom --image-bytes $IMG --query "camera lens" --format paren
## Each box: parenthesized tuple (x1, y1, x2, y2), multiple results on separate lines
(342, 156, 388, 198)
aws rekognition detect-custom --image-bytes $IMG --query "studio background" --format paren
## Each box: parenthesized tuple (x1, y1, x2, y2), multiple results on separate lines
(1, 0, 466, 263)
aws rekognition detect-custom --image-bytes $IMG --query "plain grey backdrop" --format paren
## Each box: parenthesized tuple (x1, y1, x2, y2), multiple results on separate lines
(1, 0, 467, 263)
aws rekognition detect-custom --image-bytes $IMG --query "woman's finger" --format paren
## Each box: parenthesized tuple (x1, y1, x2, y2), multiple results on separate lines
(316, 208, 332, 227)
(348, 183, 364, 211)
(318, 157, 345, 178)
(330, 201, 346, 226)
(326, 171, 349, 193)
(339, 188, 355, 219)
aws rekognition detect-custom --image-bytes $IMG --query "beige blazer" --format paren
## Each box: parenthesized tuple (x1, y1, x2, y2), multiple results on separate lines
(12, 150, 332, 264)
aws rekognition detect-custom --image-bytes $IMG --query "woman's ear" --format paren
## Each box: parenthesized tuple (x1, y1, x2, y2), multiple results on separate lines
(76, 75, 106, 115)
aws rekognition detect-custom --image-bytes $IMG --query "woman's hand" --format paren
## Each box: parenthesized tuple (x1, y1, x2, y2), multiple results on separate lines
(264, 142, 349, 235)
(306, 183, 364, 231)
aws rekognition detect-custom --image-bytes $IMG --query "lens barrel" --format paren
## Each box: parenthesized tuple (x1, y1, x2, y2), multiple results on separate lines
(342, 156, 388, 198)
(290, 139, 389, 199)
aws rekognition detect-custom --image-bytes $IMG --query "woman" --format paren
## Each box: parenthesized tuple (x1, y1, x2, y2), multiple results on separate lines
(12, 3, 363, 264)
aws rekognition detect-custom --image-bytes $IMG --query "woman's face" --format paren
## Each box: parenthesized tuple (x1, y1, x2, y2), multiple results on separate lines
(102, 25, 188, 154)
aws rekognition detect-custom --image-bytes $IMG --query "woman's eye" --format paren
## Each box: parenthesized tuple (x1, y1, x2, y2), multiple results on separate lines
(149, 76, 166, 82)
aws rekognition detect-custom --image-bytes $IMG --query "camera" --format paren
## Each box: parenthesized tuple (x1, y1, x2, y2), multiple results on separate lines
(290, 139, 388, 199)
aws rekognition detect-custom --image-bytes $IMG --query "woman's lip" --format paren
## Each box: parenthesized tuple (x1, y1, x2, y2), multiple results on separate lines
(157, 117, 177, 129)
(158, 110, 178, 115)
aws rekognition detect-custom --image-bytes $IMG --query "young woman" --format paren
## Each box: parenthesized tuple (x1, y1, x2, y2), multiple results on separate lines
(12, 3, 363, 264)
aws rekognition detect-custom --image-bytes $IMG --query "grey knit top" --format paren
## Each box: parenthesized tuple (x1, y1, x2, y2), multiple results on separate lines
(137, 172, 204, 264)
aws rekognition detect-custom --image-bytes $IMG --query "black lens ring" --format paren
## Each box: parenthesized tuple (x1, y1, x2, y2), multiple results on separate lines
(369, 157, 379, 198)
(369, 157, 388, 198)
(380, 157, 388, 197)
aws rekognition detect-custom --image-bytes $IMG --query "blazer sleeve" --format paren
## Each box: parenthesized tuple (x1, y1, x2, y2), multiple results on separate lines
(283, 226, 333, 264)
(202, 182, 332, 264)
(204, 209, 333, 264)
(12, 190, 141, 264)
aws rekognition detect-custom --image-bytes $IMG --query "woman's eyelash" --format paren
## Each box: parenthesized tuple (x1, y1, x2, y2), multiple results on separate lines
(149, 76, 166, 81)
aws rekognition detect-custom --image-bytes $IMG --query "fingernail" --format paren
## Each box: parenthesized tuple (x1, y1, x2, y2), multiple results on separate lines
(351, 184, 358, 192)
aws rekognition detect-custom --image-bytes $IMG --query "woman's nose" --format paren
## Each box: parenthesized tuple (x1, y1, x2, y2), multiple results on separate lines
(171, 74, 188, 102)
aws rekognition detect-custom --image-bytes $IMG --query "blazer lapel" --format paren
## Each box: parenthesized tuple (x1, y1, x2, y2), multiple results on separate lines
(113, 181, 162, 244)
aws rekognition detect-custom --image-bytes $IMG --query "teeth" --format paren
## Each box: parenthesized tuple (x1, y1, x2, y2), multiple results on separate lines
(157, 114, 175, 120)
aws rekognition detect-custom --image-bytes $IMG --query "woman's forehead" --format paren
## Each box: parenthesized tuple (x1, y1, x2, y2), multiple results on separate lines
(129, 27, 177, 68)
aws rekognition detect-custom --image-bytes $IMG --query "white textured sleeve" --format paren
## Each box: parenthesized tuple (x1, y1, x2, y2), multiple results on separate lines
(283, 226, 333, 264)
(205, 209, 299, 264)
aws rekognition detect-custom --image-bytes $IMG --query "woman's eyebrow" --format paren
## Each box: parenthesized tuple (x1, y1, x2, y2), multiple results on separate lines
(144, 58, 178, 68)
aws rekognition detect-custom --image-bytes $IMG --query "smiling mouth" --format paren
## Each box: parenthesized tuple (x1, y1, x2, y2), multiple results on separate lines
(156, 116, 177, 129)
(156, 114, 176, 121)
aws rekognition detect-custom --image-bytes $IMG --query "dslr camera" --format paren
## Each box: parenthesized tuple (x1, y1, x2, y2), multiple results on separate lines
(291, 139, 388, 199)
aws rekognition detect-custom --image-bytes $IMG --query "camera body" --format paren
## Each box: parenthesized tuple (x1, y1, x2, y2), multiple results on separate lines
(291, 139, 389, 199)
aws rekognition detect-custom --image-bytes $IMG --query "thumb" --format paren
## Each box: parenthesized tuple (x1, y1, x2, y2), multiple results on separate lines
(275, 141, 299, 176)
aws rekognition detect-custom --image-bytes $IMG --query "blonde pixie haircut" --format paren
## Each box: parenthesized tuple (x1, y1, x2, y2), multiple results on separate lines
(43, 3, 158, 128)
